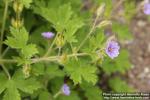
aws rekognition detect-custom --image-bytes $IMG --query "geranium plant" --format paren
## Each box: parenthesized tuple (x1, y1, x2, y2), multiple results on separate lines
(0, 0, 137, 100)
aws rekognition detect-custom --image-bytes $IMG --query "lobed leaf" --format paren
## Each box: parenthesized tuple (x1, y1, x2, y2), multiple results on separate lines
(5, 27, 28, 49)
(64, 59, 97, 85)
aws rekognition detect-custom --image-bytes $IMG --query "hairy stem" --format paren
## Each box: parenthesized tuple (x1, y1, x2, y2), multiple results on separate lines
(43, 33, 59, 57)
(0, 0, 11, 80)
(0, 59, 17, 63)
(2, 47, 10, 57)
(76, 15, 99, 52)
(0, 64, 11, 79)
(32, 53, 88, 63)
(53, 91, 61, 99)
(0, 0, 9, 55)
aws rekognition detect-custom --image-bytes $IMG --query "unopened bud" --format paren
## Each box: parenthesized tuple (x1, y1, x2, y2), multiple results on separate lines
(13, 1, 23, 13)
(98, 20, 112, 28)
(11, 18, 18, 28)
(23, 64, 31, 78)
(11, 18, 23, 28)
(96, 3, 105, 17)
(56, 35, 65, 48)
(17, 19, 24, 28)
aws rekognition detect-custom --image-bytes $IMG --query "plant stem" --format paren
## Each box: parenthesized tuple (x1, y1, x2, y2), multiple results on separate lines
(2, 47, 10, 57)
(32, 53, 88, 63)
(0, 53, 88, 64)
(43, 33, 59, 57)
(53, 91, 61, 99)
(58, 47, 61, 56)
(76, 15, 99, 52)
(0, 59, 17, 63)
(0, 64, 11, 79)
(0, 0, 9, 55)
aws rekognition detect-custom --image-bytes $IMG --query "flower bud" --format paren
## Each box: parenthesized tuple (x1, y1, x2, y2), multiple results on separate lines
(11, 18, 18, 28)
(13, 1, 23, 13)
(23, 64, 31, 78)
(17, 19, 24, 28)
(11, 18, 24, 28)
(55, 35, 65, 48)
(96, 3, 105, 17)
(97, 20, 112, 28)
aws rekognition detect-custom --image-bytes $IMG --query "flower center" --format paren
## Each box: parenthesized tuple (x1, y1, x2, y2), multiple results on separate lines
(108, 47, 113, 52)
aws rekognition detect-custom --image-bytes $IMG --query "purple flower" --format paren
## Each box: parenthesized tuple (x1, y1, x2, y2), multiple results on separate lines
(143, 3, 150, 15)
(41, 32, 54, 39)
(61, 84, 70, 96)
(105, 41, 120, 59)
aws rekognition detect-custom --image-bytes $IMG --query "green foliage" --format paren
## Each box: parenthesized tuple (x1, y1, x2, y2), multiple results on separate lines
(45, 63, 65, 79)
(0, 0, 136, 99)
(5, 27, 28, 49)
(0, 70, 41, 100)
(20, 0, 33, 8)
(57, 91, 81, 100)
(39, 91, 53, 100)
(81, 83, 103, 100)
(102, 50, 131, 75)
(124, 0, 136, 21)
(63, 17, 84, 43)
(21, 44, 38, 58)
(0, 74, 7, 94)
(64, 59, 97, 85)
(34, 3, 84, 43)
(112, 22, 133, 40)
(35, 4, 73, 32)
(3, 80, 21, 100)
(109, 77, 134, 92)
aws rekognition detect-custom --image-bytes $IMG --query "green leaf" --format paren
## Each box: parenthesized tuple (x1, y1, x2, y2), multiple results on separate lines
(112, 22, 132, 40)
(5, 27, 28, 49)
(31, 63, 45, 76)
(16, 78, 41, 94)
(21, 44, 38, 58)
(64, 59, 97, 84)
(57, 91, 81, 100)
(3, 80, 21, 100)
(102, 50, 131, 74)
(64, 17, 84, 43)
(36, 4, 73, 32)
(89, 30, 105, 50)
(45, 64, 65, 79)
(81, 83, 103, 100)
(109, 77, 134, 92)
(20, 0, 33, 8)
(12, 70, 41, 94)
(0, 73, 7, 94)
(0, 73, 22, 100)
(115, 50, 131, 73)
(39, 91, 53, 100)
(50, 77, 64, 94)
(124, 0, 136, 21)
